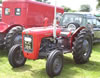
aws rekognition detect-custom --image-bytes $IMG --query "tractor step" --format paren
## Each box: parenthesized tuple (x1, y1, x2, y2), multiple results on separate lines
(93, 39, 100, 43)
(39, 52, 49, 58)
(63, 49, 72, 54)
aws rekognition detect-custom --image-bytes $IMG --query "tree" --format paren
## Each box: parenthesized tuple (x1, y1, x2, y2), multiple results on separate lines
(97, 0, 100, 9)
(0, 0, 2, 3)
(80, 4, 91, 12)
(62, 6, 76, 12)
(35, 0, 50, 4)
(36, 0, 42, 2)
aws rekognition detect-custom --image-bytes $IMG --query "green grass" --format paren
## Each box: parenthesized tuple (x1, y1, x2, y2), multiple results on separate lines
(0, 43, 100, 78)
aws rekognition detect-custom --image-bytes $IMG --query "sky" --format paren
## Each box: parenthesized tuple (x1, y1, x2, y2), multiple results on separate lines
(48, 0, 98, 12)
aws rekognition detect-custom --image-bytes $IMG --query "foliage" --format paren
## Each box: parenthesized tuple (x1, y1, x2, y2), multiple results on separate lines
(36, 0, 42, 2)
(0, 44, 100, 78)
(62, 6, 76, 12)
(97, 0, 100, 9)
(0, 0, 2, 3)
(80, 4, 91, 12)
(35, 0, 50, 4)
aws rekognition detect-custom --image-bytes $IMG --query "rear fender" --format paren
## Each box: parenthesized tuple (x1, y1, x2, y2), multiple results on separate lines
(0, 22, 9, 33)
(0, 22, 24, 33)
(6, 24, 24, 33)
(70, 27, 86, 48)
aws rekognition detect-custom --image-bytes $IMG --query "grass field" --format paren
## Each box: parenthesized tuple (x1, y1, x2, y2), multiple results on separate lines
(0, 43, 100, 78)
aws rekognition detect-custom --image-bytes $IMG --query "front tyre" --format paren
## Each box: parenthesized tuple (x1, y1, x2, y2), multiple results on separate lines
(46, 50, 63, 77)
(8, 44, 26, 68)
(73, 29, 92, 64)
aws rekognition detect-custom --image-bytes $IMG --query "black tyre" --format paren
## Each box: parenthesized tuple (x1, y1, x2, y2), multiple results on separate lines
(8, 44, 26, 68)
(73, 29, 92, 64)
(46, 50, 63, 77)
(6, 26, 23, 50)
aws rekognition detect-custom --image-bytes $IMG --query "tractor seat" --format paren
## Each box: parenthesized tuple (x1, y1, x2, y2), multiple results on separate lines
(60, 32, 70, 37)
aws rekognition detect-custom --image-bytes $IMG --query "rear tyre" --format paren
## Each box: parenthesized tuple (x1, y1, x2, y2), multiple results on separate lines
(6, 26, 23, 50)
(8, 44, 26, 68)
(73, 29, 92, 64)
(46, 50, 63, 77)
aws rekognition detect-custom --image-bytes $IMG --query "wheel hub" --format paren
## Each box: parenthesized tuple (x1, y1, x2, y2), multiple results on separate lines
(14, 49, 25, 64)
(83, 39, 89, 56)
(53, 56, 62, 74)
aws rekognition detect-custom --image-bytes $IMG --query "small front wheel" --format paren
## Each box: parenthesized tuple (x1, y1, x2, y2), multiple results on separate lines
(46, 50, 63, 77)
(8, 44, 26, 68)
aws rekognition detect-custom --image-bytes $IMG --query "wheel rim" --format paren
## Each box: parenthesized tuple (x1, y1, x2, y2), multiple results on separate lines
(82, 38, 90, 57)
(14, 49, 25, 64)
(14, 34, 22, 45)
(53, 56, 62, 74)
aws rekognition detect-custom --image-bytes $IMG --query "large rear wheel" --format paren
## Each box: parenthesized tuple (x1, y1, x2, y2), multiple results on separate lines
(73, 29, 92, 64)
(6, 26, 23, 50)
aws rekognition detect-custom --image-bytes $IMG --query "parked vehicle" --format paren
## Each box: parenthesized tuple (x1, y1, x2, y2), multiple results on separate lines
(60, 12, 100, 43)
(0, 0, 64, 50)
(8, 13, 93, 77)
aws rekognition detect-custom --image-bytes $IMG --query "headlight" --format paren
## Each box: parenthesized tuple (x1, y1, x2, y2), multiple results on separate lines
(24, 35, 33, 52)
(67, 24, 76, 32)
(24, 37, 32, 42)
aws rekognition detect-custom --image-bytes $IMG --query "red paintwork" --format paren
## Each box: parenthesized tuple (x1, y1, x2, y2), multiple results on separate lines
(0, 22, 9, 33)
(0, 0, 64, 33)
(44, 17, 48, 27)
(70, 27, 86, 48)
(22, 26, 86, 60)
(22, 26, 61, 60)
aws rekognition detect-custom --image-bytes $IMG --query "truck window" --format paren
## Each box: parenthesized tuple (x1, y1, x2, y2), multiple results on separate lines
(15, 8, 21, 16)
(87, 19, 93, 24)
(56, 13, 62, 22)
(92, 19, 97, 25)
(61, 14, 82, 26)
(96, 20, 100, 27)
(5, 8, 10, 15)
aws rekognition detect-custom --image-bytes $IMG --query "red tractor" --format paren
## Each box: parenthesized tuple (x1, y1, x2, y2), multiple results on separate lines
(0, 0, 64, 50)
(8, 13, 93, 77)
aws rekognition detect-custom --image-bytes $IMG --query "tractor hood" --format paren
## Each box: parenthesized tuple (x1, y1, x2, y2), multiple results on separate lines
(0, 22, 9, 33)
(22, 26, 61, 60)
(23, 26, 61, 38)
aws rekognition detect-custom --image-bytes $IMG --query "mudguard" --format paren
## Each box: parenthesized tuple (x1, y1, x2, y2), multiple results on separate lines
(0, 22, 9, 33)
(71, 27, 86, 48)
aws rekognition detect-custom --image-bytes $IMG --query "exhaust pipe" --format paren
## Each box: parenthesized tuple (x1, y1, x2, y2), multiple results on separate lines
(53, 0, 57, 40)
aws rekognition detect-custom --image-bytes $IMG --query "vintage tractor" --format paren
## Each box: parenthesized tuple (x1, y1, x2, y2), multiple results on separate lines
(8, 1, 92, 76)
(0, 0, 64, 50)
(8, 22, 93, 77)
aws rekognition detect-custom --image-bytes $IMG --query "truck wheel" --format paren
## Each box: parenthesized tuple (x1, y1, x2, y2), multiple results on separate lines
(6, 26, 23, 50)
(8, 44, 26, 68)
(46, 50, 63, 77)
(67, 22, 80, 29)
(73, 29, 92, 64)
